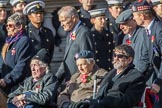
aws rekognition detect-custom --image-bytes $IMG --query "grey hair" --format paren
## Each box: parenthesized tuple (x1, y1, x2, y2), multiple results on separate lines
(58, 6, 79, 18)
(7, 12, 26, 27)
(38, 60, 50, 73)
(86, 58, 95, 64)
(114, 44, 135, 59)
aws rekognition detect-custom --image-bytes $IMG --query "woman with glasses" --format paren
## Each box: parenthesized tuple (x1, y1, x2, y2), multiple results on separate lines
(0, 12, 34, 95)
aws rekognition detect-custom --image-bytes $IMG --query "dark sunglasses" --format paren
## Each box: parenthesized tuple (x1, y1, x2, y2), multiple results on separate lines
(113, 53, 128, 58)
(6, 24, 15, 28)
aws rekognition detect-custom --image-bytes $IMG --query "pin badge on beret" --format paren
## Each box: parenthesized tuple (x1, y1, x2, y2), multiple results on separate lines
(36, 3, 40, 9)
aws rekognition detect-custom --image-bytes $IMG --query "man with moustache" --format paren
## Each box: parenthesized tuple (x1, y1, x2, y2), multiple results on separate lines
(69, 44, 146, 108)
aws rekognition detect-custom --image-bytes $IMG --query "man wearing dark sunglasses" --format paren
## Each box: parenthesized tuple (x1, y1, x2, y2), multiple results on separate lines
(69, 44, 146, 108)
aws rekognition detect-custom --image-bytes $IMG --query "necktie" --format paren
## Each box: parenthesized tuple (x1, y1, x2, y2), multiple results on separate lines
(146, 29, 150, 37)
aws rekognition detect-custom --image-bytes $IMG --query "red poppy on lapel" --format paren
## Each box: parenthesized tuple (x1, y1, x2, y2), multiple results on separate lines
(11, 48, 16, 55)
(126, 39, 132, 45)
(35, 84, 41, 93)
(70, 32, 76, 40)
(80, 74, 91, 83)
(151, 35, 155, 43)
(138, 0, 142, 2)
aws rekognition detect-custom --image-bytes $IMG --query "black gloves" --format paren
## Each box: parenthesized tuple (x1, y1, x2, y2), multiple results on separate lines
(69, 101, 89, 108)
(61, 102, 71, 108)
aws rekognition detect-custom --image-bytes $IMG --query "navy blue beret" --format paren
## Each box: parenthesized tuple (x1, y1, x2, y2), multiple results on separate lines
(75, 50, 94, 60)
(132, 0, 151, 12)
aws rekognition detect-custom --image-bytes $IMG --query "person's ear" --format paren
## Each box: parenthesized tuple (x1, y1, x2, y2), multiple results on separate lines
(28, 15, 32, 21)
(17, 24, 23, 30)
(127, 57, 133, 64)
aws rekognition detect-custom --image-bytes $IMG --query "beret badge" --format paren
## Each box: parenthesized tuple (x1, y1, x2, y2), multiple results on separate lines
(36, 3, 40, 9)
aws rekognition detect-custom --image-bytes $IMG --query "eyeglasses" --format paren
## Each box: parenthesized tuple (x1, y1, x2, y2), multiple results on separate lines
(113, 53, 128, 58)
(6, 24, 15, 28)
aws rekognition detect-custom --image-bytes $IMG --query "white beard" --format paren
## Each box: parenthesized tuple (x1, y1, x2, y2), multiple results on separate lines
(113, 61, 123, 70)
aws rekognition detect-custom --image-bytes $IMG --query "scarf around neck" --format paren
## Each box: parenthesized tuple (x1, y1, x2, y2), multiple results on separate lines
(6, 30, 23, 45)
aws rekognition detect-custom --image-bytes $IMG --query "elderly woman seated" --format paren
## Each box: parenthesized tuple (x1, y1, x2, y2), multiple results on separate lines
(57, 50, 108, 108)
(7, 48, 58, 108)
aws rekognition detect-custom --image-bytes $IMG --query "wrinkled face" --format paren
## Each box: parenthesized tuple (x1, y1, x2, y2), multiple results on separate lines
(13, 2, 26, 13)
(0, 8, 7, 23)
(153, 4, 162, 18)
(109, 6, 123, 19)
(6, 20, 20, 37)
(119, 19, 135, 34)
(93, 16, 106, 28)
(76, 58, 94, 75)
(113, 50, 131, 71)
(133, 12, 144, 26)
(28, 12, 44, 25)
(30, 59, 46, 81)
(59, 13, 75, 31)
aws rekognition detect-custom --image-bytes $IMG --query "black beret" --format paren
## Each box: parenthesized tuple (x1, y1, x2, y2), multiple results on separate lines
(132, 0, 151, 12)
(74, 50, 94, 60)
(32, 48, 50, 64)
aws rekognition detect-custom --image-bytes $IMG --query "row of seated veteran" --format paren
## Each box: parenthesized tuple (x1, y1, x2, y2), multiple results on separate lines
(0, 44, 145, 108)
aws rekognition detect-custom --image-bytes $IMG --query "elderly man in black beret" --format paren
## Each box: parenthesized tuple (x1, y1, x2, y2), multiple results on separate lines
(7, 48, 58, 108)
(69, 44, 146, 108)
(116, 9, 150, 76)
(57, 50, 107, 108)
(132, 0, 162, 107)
